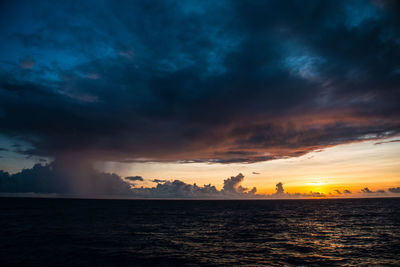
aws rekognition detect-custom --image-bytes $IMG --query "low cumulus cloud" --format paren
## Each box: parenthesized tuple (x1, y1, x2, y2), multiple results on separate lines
(271, 182, 327, 198)
(389, 187, 400, 193)
(334, 189, 352, 195)
(275, 182, 285, 195)
(134, 173, 257, 198)
(361, 187, 386, 194)
(362, 187, 373, 193)
(131, 180, 220, 199)
(222, 173, 257, 195)
(0, 162, 398, 199)
(0, 162, 295, 198)
(0, 162, 254, 198)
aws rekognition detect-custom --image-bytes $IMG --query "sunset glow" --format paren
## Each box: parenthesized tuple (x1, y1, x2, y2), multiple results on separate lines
(0, 0, 399, 199)
(1, 1, 400, 265)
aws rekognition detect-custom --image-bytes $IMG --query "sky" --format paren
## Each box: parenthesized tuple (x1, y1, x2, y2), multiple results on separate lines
(0, 0, 399, 198)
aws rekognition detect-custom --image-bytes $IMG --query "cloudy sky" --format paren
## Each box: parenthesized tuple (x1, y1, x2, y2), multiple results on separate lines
(0, 0, 399, 198)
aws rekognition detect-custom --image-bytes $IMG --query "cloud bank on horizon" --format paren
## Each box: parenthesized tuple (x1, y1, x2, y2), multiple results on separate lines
(0, 0, 399, 165)
(0, 162, 398, 198)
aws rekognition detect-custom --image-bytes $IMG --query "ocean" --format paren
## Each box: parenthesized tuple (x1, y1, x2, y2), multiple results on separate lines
(0, 197, 399, 266)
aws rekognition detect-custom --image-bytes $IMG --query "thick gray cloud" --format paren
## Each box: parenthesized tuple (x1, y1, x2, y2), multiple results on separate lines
(0, 0, 399, 165)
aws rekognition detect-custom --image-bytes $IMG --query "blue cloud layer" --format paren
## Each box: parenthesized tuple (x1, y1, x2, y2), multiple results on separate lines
(0, 0, 399, 164)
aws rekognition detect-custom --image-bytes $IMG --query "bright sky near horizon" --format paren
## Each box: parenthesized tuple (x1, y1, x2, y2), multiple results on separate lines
(97, 137, 400, 196)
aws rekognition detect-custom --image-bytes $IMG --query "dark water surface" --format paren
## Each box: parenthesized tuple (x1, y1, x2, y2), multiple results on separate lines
(0, 198, 399, 266)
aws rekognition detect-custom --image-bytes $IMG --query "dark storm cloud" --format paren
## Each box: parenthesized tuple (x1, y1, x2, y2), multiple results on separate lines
(344, 190, 352, 194)
(0, 161, 132, 196)
(0, 0, 400, 164)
